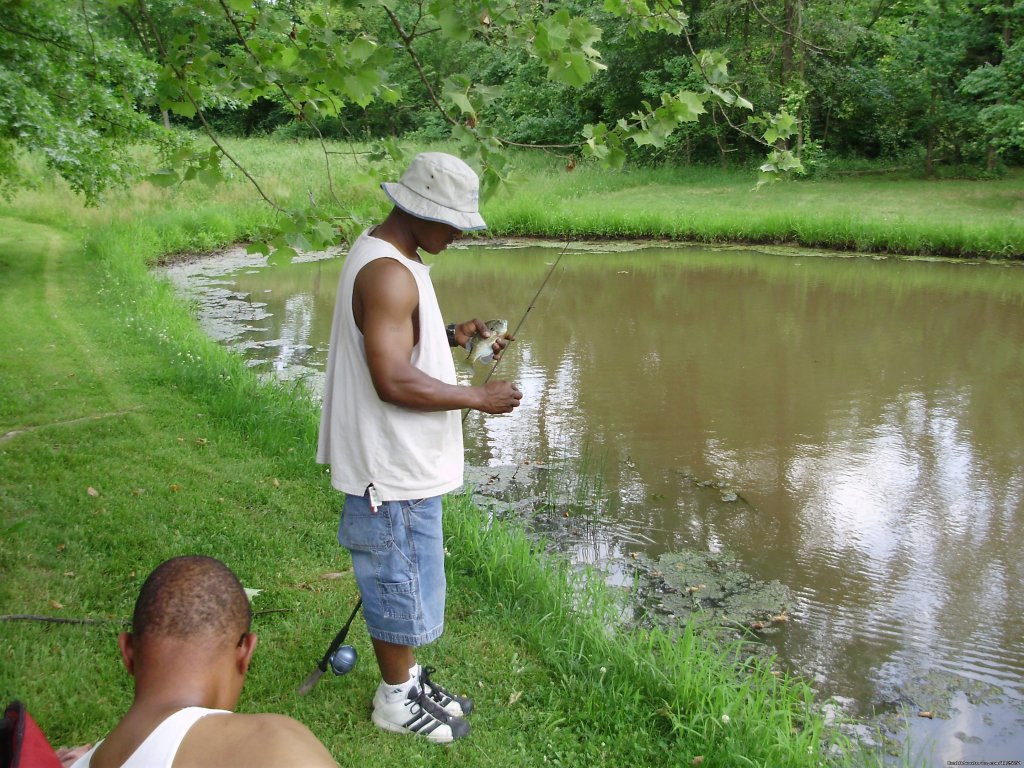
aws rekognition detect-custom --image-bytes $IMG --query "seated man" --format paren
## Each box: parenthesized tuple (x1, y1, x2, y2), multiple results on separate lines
(70, 556, 337, 768)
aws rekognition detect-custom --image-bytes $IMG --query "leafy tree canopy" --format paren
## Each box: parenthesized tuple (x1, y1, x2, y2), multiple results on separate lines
(0, 0, 157, 202)
(1, 0, 799, 249)
(9, 0, 1020, 253)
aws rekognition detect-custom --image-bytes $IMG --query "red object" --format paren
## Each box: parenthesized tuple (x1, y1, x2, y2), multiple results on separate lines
(1, 701, 63, 768)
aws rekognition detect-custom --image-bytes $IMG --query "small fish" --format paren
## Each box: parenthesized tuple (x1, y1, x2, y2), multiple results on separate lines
(466, 319, 508, 365)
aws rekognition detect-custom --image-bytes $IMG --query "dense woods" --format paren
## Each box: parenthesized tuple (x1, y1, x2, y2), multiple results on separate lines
(2, 0, 1022, 210)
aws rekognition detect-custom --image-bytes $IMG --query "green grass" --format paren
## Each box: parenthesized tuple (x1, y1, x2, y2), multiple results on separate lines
(484, 156, 1024, 258)
(8, 136, 1019, 257)
(0, 138, 959, 766)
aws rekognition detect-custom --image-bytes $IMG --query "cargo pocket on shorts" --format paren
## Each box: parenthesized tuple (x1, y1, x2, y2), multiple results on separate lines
(339, 498, 391, 552)
(378, 571, 421, 621)
(373, 500, 422, 621)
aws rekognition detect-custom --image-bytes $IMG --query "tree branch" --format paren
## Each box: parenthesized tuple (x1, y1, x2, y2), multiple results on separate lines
(381, 4, 459, 128)
(216, 0, 342, 207)
(747, 0, 834, 54)
(0, 19, 89, 57)
(135, 0, 286, 214)
(680, 28, 771, 147)
(380, 4, 578, 159)
(118, 5, 153, 57)
(80, 0, 98, 65)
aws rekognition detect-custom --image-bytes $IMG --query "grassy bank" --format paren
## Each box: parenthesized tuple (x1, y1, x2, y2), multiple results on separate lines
(487, 155, 1024, 259)
(1, 138, 958, 767)
(179, 138, 1024, 258)
(8, 137, 1019, 259)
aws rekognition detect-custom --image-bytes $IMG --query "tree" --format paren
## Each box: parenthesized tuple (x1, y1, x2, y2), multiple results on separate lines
(959, 1, 1024, 169)
(1, 0, 801, 247)
(0, 0, 156, 202)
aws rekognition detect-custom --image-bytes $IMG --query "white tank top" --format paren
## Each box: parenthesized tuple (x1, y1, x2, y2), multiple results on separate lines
(316, 229, 463, 500)
(70, 707, 230, 768)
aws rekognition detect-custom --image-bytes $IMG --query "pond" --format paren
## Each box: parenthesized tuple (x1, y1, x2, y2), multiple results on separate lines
(161, 239, 1024, 764)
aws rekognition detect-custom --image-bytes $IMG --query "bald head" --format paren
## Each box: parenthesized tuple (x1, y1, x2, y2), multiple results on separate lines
(132, 556, 251, 646)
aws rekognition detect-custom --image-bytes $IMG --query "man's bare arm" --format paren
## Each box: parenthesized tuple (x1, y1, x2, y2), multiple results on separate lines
(355, 259, 521, 414)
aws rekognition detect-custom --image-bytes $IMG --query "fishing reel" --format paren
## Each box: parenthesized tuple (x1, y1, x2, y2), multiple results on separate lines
(328, 644, 358, 676)
(297, 598, 363, 695)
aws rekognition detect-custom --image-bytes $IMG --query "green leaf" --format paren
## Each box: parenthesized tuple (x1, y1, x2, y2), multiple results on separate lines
(708, 85, 735, 106)
(147, 169, 179, 188)
(443, 76, 476, 117)
(606, 146, 627, 169)
(278, 46, 298, 68)
(434, 6, 472, 42)
(700, 51, 731, 85)
(268, 245, 297, 266)
(584, 141, 609, 160)
(675, 91, 707, 122)
(763, 111, 799, 144)
(286, 231, 313, 252)
(343, 70, 381, 107)
(633, 133, 660, 148)
(549, 52, 594, 87)
(312, 221, 336, 247)
(197, 166, 223, 187)
(169, 101, 196, 118)
(540, 12, 571, 50)
(348, 37, 377, 63)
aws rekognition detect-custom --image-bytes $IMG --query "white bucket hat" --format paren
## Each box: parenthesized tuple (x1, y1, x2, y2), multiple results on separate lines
(381, 152, 487, 232)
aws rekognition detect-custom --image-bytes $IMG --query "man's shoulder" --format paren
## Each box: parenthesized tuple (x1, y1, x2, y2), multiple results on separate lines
(177, 712, 336, 768)
(353, 252, 418, 305)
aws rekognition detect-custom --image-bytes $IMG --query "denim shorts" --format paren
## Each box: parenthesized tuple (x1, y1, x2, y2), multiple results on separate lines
(338, 491, 446, 646)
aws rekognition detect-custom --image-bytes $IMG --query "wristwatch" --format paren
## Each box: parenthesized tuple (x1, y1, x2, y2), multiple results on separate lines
(446, 323, 458, 347)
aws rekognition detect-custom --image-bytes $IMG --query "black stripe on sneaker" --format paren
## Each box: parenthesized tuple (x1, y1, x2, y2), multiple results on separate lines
(421, 666, 474, 716)
(404, 710, 443, 735)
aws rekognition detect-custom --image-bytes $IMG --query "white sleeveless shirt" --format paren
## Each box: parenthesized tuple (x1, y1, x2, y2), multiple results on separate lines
(70, 707, 230, 768)
(316, 230, 463, 500)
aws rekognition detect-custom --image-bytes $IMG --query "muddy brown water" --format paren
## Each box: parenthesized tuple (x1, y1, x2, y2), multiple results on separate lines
(162, 240, 1024, 764)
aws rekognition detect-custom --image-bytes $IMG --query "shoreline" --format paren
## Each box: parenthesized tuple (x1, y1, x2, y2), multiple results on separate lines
(153, 233, 1024, 273)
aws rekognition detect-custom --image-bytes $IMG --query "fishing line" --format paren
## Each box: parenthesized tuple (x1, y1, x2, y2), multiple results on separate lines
(486, 237, 571, 384)
(464, 236, 570, 497)
(463, 237, 572, 428)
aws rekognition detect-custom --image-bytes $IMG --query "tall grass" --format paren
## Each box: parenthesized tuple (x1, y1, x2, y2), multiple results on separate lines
(485, 154, 1024, 258)
(11, 136, 1018, 257)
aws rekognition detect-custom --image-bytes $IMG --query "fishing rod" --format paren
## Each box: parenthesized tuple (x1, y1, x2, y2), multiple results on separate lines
(469, 236, 571, 404)
(296, 597, 363, 696)
(300, 239, 569, 695)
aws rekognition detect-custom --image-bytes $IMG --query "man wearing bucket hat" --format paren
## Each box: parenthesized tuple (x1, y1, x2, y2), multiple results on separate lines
(317, 152, 522, 743)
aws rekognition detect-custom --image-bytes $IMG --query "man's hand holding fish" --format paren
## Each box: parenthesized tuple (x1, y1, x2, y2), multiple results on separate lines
(448, 317, 513, 365)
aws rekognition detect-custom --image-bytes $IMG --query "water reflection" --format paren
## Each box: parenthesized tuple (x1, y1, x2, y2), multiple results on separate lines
(161, 242, 1024, 762)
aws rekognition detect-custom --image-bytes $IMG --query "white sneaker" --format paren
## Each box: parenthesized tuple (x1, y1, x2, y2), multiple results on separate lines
(416, 665, 474, 717)
(372, 681, 470, 743)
